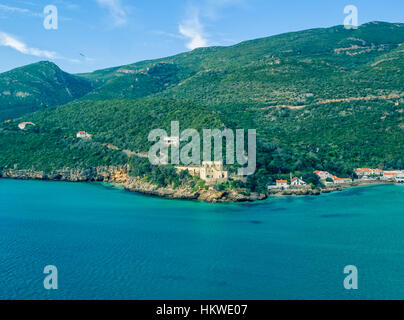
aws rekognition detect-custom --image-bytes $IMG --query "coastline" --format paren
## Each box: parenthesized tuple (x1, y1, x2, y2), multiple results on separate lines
(268, 180, 396, 196)
(0, 166, 266, 203)
(1, 167, 397, 203)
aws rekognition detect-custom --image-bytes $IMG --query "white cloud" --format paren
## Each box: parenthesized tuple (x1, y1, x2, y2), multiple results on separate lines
(0, 4, 29, 13)
(96, 0, 127, 26)
(179, 8, 208, 50)
(177, 0, 245, 50)
(0, 31, 90, 64)
(0, 31, 57, 59)
(0, 3, 41, 17)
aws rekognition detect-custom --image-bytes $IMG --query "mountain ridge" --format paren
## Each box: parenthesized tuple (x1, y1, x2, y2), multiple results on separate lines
(1, 21, 403, 121)
(1, 21, 403, 195)
(0, 61, 93, 121)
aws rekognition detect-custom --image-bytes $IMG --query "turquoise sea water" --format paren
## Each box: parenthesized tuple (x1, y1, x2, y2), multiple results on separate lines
(0, 179, 403, 300)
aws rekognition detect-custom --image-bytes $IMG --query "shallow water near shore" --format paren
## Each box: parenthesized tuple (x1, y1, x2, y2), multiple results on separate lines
(1, 179, 404, 299)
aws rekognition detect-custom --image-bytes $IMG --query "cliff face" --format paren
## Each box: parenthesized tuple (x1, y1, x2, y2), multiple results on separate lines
(0, 166, 265, 203)
(0, 166, 128, 183)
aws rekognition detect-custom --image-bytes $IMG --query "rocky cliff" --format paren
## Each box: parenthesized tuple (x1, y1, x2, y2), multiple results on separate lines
(0, 166, 266, 203)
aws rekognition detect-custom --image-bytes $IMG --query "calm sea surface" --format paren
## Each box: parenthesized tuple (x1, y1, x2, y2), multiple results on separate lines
(0, 179, 403, 300)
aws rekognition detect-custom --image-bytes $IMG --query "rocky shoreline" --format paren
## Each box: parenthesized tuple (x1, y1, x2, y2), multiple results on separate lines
(0, 167, 394, 203)
(267, 180, 395, 197)
(0, 166, 266, 203)
(267, 186, 341, 196)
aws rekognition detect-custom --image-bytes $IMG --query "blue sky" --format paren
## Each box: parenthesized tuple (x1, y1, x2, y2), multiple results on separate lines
(0, 0, 403, 74)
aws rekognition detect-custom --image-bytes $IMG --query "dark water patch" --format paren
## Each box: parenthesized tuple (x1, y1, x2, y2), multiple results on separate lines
(250, 220, 262, 224)
(266, 207, 288, 212)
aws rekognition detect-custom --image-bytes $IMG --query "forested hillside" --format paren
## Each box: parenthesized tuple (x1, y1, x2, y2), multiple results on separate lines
(1, 21, 403, 193)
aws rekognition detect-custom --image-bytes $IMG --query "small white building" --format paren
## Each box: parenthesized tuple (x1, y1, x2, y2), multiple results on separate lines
(18, 122, 35, 130)
(290, 177, 307, 186)
(314, 170, 331, 180)
(331, 176, 352, 184)
(395, 174, 404, 183)
(382, 171, 401, 181)
(354, 168, 383, 178)
(275, 180, 289, 189)
(76, 131, 92, 139)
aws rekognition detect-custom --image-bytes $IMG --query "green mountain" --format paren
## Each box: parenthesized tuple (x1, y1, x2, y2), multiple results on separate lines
(0, 61, 93, 121)
(1, 21, 403, 193)
(78, 21, 404, 106)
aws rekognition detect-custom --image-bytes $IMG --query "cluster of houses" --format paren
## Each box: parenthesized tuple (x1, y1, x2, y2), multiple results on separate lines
(315, 168, 404, 184)
(268, 176, 309, 190)
(354, 168, 383, 177)
(314, 170, 352, 184)
(268, 167, 404, 191)
(354, 168, 404, 182)
(268, 170, 354, 190)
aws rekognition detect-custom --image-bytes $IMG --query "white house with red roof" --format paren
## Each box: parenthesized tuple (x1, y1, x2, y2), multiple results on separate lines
(372, 169, 383, 175)
(354, 168, 383, 178)
(275, 180, 289, 189)
(331, 175, 352, 184)
(382, 171, 402, 181)
(314, 170, 331, 180)
(290, 177, 307, 186)
(395, 173, 404, 183)
(76, 131, 92, 139)
(267, 179, 289, 190)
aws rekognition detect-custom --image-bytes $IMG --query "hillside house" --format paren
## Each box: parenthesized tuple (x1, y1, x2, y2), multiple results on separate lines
(395, 173, 404, 183)
(76, 131, 92, 139)
(275, 180, 289, 189)
(18, 122, 35, 130)
(290, 177, 307, 186)
(331, 176, 352, 184)
(382, 171, 402, 181)
(354, 168, 383, 178)
(314, 170, 331, 180)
